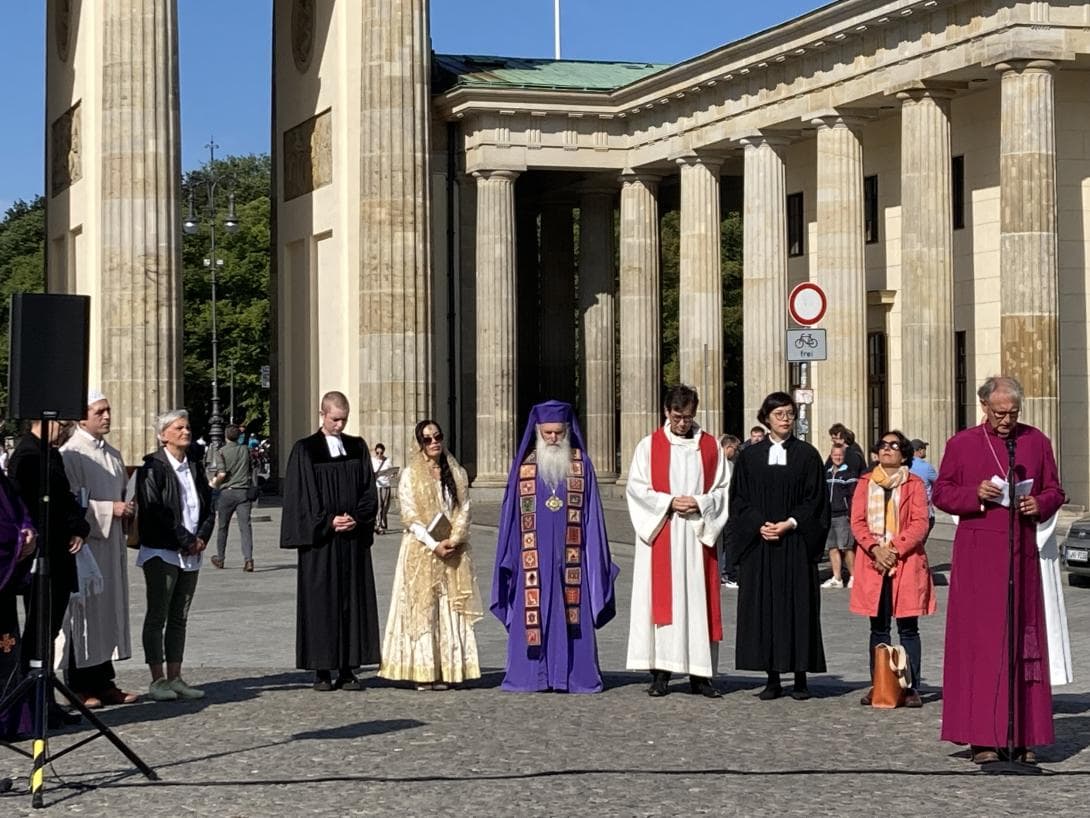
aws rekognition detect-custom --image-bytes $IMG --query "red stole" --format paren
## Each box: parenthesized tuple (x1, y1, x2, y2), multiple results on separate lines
(649, 428, 723, 641)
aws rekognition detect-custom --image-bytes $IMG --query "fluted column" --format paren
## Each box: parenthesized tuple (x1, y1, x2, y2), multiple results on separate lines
(898, 88, 954, 462)
(360, 0, 432, 459)
(998, 60, 1059, 443)
(678, 155, 723, 434)
(538, 201, 576, 405)
(812, 114, 868, 442)
(618, 172, 662, 481)
(578, 189, 618, 478)
(741, 135, 789, 428)
(474, 170, 519, 484)
(100, 0, 183, 460)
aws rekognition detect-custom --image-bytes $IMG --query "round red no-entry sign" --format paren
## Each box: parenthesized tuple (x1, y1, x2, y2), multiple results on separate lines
(788, 282, 827, 326)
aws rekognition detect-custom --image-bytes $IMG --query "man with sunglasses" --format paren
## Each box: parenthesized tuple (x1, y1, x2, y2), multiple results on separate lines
(933, 376, 1065, 765)
(280, 391, 379, 692)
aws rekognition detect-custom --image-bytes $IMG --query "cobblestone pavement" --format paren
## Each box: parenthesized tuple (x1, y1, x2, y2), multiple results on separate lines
(2, 502, 1088, 815)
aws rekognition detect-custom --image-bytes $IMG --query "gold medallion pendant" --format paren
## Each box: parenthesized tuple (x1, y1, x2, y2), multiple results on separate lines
(544, 493, 563, 512)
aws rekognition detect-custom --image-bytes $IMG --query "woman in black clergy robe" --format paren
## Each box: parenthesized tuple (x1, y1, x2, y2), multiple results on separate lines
(729, 392, 830, 700)
(280, 392, 379, 690)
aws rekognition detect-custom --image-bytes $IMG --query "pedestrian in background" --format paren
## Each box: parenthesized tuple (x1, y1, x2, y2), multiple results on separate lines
(908, 439, 938, 535)
(211, 425, 256, 572)
(822, 442, 859, 589)
(718, 434, 741, 589)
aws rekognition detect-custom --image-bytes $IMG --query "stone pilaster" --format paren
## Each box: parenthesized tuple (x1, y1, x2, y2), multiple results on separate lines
(473, 170, 519, 484)
(618, 172, 662, 481)
(741, 135, 789, 429)
(898, 88, 955, 462)
(998, 60, 1059, 442)
(359, 0, 432, 460)
(812, 114, 868, 442)
(678, 155, 723, 434)
(100, 0, 184, 460)
(578, 189, 618, 477)
(538, 201, 576, 405)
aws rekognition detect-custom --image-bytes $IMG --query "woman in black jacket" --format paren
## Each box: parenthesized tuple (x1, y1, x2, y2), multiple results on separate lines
(135, 410, 213, 702)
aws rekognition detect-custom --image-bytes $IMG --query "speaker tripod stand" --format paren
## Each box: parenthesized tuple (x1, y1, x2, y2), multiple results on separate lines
(0, 413, 157, 808)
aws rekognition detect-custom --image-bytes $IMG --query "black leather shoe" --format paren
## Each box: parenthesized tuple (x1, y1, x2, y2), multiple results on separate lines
(689, 677, 722, 698)
(647, 670, 671, 697)
(757, 684, 783, 701)
(313, 672, 333, 692)
(790, 687, 812, 701)
(860, 688, 873, 706)
(338, 675, 363, 691)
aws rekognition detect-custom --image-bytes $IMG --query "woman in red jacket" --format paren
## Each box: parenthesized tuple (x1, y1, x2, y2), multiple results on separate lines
(849, 429, 936, 707)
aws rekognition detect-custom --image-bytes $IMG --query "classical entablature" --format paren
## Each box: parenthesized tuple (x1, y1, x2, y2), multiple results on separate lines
(435, 0, 1090, 173)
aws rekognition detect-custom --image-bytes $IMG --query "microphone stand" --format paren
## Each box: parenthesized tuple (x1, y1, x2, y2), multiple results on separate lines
(982, 433, 1041, 776)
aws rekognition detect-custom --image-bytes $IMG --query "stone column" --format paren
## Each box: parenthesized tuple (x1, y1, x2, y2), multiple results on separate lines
(618, 172, 662, 481)
(998, 61, 1059, 442)
(359, 0, 433, 460)
(538, 201, 576, 405)
(741, 135, 789, 429)
(812, 114, 868, 441)
(474, 170, 519, 484)
(898, 88, 955, 462)
(678, 155, 723, 434)
(100, 0, 184, 460)
(578, 188, 618, 478)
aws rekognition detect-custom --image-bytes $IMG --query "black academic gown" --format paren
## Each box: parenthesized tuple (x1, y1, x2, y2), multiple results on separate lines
(729, 436, 830, 673)
(280, 431, 379, 670)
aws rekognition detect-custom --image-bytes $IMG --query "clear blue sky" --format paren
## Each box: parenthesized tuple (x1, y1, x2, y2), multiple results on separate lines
(0, 0, 822, 213)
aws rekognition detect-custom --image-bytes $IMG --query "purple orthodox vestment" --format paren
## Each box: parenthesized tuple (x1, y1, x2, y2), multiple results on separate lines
(491, 401, 619, 692)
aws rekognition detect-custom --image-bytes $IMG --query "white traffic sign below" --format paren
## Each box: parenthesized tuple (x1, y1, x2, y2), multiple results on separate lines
(788, 282, 827, 326)
(787, 329, 828, 362)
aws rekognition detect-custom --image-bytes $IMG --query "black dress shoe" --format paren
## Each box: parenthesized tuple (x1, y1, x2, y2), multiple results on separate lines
(647, 670, 671, 697)
(790, 687, 812, 701)
(688, 677, 722, 698)
(757, 684, 783, 701)
(338, 675, 363, 691)
(313, 672, 334, 692)
(860, 688, 873, 706)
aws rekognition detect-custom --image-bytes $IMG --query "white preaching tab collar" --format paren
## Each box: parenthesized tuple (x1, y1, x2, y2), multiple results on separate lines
(325, 434, 346, 458)
(768, 438, 788, 466)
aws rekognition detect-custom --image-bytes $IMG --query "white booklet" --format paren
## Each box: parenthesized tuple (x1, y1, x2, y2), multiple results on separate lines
(989, 475, 1034, 508)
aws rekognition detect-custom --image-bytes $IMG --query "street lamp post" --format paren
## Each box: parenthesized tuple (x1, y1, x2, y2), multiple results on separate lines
(183, 139, 239, 450)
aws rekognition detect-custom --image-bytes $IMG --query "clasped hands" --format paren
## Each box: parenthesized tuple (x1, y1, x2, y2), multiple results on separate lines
(871, 542, 898, 574)
(332, 513, 357, 533)
(976, 480, 1039, 516)
(759, 520, 793, 541)
(670, 496, 699, 515)
(434, 538, 459, 559)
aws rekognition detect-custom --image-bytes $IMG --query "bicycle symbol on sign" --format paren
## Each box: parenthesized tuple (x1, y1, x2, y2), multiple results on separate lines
(793, 332, 819, 350)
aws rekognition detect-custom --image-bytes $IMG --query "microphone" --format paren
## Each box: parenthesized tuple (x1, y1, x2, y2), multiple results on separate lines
(1006, 435, 1016, 465)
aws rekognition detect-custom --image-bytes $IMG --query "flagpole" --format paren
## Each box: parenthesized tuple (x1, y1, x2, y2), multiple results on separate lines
(554, 0, 561, 59)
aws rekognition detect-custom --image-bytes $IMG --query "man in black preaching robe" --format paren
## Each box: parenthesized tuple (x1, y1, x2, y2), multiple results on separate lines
(728, 392, 830, 701)
(280, 391, 379, 691)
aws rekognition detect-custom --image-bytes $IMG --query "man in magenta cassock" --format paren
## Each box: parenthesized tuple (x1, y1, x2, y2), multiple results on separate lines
(933, 376, 1065, 765)
(491, 401, 619, 692)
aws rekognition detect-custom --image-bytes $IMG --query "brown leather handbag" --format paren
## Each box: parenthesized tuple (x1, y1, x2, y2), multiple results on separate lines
(871, 643, 910, 708)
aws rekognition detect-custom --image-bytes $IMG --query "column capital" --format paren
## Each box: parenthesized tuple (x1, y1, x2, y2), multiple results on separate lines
(619, 168, 662, 187)
(736, 130, 796, 150)
(809, 109, 873, 131)
(994, 59, 1058, 76)
(675, 152, 724, 171)
(890, 81, 964, 103)
(472, 168, 520, 182)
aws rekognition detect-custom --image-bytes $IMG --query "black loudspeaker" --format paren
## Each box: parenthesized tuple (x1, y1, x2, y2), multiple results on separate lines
(8, 292, 90, 419)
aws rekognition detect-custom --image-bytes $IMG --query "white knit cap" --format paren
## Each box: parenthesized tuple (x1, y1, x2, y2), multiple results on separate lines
(87, 388, 107, 405)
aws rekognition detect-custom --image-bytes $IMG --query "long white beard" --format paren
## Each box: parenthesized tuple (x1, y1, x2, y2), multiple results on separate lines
(535, 435, 571, 490)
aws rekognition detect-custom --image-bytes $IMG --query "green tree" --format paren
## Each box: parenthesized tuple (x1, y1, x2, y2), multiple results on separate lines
(181, 153, 271, 438)
(0, 197, 46, 421)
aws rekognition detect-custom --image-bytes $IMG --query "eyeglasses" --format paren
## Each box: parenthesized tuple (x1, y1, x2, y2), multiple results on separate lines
(770, 410, 796, 421)
(668, 413, 695, 422)
(988, 407, 1020, 420)
(877, 440, 901, 451)
(421, 433, 444, 444)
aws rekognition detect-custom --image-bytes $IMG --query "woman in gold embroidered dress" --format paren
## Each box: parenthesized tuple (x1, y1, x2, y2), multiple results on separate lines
(378, 420, 482, 689)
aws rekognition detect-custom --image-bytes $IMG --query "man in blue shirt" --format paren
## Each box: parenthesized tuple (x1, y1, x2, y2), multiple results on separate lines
(908, 438, 938, 534)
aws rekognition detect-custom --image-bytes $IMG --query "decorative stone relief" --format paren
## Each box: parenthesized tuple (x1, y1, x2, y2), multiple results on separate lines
(51, 101, 82, 197)
(291, 0, 315, 73)
(283, 108, 332, 201)
(55, 0, 72, 63)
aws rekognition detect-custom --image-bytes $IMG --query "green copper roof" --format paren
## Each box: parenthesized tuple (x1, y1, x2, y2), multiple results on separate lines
(434, 54, 669, 93)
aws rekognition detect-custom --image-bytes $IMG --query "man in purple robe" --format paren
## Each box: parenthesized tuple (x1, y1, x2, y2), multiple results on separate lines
(491, 401, 619, 692)
(933, 376, 1065, 765)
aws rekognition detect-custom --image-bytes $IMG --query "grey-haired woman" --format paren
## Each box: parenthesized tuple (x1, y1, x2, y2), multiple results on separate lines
(136, 410, 214, 701)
